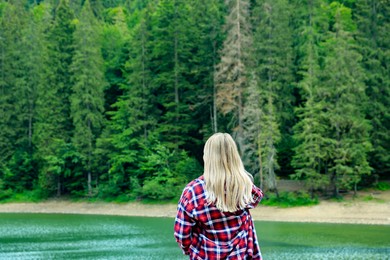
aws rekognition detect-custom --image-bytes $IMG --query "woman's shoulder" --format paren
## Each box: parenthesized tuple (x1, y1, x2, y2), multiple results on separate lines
(181, 176, 205, 198)
(186, 175, 205, 188)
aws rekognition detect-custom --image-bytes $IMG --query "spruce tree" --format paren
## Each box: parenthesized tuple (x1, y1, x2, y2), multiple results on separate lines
(34, 0, 75, 196)
(243, 0, 294, 193)
(215, 0, 252, 152)
(293, 2, 372, 196)
(242, 72, 263, 187)
(101, 6, 128, 113)
(97, 5, 150, 197)
(148, 0, 199, 149)
(321, 3, 372, 195)
(19, 4, 49, 150)
(189, 0, 225, 136)
(20, 3, 52, 194)
(70, 0, 106, 196)
(0, 2, 22, 167)
(354, 0, 390, 178)
(0, 1, 34, 191)
(291, 0, 330, 194)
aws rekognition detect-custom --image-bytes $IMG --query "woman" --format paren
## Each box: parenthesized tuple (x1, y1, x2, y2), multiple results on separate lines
(174, 133, 263, 259)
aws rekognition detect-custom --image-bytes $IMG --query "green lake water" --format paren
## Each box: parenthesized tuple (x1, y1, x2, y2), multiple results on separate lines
(0, 213, 389, 260)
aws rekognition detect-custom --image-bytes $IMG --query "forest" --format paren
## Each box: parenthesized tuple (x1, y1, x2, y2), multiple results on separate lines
(0, 0, 388, 202)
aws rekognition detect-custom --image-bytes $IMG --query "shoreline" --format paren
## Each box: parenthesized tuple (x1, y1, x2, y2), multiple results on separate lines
(0, 199, 389, 225)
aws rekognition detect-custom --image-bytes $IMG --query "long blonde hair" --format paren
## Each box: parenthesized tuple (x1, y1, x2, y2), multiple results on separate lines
(203, 133, 254, 212)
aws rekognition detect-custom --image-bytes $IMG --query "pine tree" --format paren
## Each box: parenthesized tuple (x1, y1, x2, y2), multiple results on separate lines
(310, 2, 371, 196)
(242, 72, 263, 187)
(34, 0, 75, 196)
(70, 0, 106, 196)
(97, 5, 151, 197)
(243, 0, 294, 193)
(293, 2, 372, 196)
(321, 3, 372, 195)
(354, 0, 390, 178)
(19, 4, 49, 151)
(0, 0, 34, 191)
(148, 0, 199, 149)
(0, 2, 22, 167)
(101, 6, 128, 113)
(189, 0, 225, 136)
(20, 3, 53, 194)
(215, 0, 252, 152)
(291, 0, 331, 194)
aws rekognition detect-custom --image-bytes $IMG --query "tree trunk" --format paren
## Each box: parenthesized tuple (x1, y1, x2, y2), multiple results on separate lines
(57, 175, 61, 197)
(258, 142, 263, 190)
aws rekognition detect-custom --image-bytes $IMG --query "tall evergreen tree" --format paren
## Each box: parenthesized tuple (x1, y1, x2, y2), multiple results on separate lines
(215, 0, 252, 152)
(243, 0, 294, 193)
(293, 2, 372, 196)
(0, 0, 36, 191)
(19, 3, 52, 193)
(34, 0, 75, 196)
(96, 5, 150, 197)
(19, 4, 49, 150)
(101, 6, 128, 113)
(148, 0, 199, 149)
(70, 0, 106, 196)
(0, 2, 22, 168)
(291, 0, 331, 194)
(321, 2, 372, 195)
(242, 72, 263, 187)
(190, 0, 225, 137)
(354, 0, 390, 178)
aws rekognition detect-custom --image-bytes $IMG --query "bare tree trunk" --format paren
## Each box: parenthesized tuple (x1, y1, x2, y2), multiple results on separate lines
(174, 1, 180, 146)
(57, 176, 61, 197)
(236, 0, 244, 153)
(141, 20, 148, 139)
(28, 98, 33, 149)
(212, 65, 218, 133)
(258, 141, 263, 190)
(87, 118, 92, 196)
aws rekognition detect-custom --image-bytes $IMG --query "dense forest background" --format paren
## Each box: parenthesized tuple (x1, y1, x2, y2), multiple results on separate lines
(0, 0, 388, 201)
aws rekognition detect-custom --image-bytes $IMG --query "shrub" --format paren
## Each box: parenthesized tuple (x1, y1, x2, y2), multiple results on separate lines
(0, 188, 13, 201)
(375, 182, 390, 191)
(1, 190, 42, 203)
(139, 143, 193, 200)
(261, 191, 319, 207)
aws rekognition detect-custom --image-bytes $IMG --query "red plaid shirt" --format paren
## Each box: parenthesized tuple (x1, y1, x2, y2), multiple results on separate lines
(174, 176, 263, 260)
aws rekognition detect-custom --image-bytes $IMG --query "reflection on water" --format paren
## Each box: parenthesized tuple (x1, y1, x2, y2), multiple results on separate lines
(0, 213, 389, 259)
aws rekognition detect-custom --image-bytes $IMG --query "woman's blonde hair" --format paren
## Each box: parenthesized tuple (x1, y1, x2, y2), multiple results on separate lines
(203, 133, 254, 212)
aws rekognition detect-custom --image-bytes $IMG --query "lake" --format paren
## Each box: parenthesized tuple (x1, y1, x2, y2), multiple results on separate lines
(0, 213, 389, 259)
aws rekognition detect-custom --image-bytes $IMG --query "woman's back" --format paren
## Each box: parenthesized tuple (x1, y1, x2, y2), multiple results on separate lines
(174, 176, 263, 259)
(174, 133, 264, 259)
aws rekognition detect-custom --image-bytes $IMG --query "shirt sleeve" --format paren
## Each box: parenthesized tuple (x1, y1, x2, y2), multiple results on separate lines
(247, 184, 264, 209)
(174, 191, 195, 255)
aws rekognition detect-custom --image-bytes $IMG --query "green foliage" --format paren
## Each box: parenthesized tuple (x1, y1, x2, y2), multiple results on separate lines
(70, 0, 107, 196)
(292, 1, 373, 197)
(0, 179, 12, 200)
(4, 151, 38, 192)
(140, 141, 199, 200)
(261, 191, 319, 208)
(354, 0, 390, 177)
(0, 0, 388, 203)
(291, 0, 330, 192)
(242, 0, 295, 191)
(375, 182, 390, 191)
(33, 0, 75, 197)
(0, 190, 42, 203)
(0, 188, 13, 201)
(0, 1, 28, 163)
